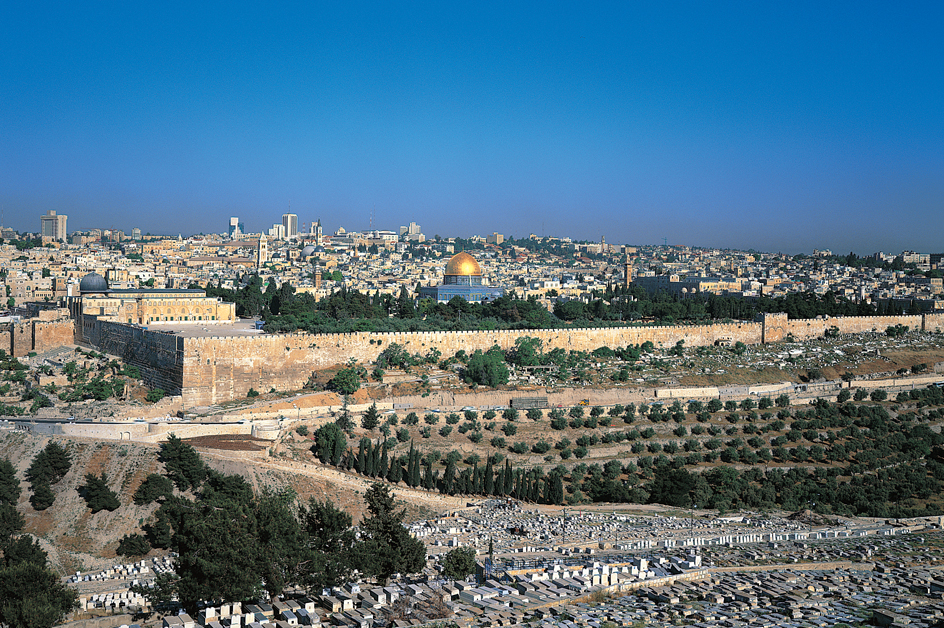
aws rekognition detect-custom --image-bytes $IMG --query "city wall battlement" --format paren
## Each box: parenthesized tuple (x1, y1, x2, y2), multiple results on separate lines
(84, 312, 944, 407)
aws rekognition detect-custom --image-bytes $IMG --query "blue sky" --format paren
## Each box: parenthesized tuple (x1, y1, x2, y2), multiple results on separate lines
(1, 2, 941, 254)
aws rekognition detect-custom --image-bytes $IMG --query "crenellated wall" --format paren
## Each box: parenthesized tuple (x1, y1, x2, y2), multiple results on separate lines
(69, 311, 944, 408)
(181, 322, 763, 406)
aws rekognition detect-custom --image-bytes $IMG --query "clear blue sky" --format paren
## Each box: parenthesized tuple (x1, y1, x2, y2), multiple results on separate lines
(2, 2, 942, 254)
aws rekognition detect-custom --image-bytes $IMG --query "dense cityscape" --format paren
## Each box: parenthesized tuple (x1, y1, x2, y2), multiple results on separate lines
(2, 3, 942, 627)
(1, 213, 944, 628)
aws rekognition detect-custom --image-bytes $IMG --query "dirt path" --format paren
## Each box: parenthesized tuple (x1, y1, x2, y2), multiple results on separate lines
(199, 450, 470, 511)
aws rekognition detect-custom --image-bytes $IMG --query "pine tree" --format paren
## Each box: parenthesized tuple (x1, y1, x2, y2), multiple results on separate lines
(361, 403, 380, 431)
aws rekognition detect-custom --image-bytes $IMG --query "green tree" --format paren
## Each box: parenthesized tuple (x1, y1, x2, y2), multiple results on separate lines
(25, 442, 71, 487)
(441, 546, 476, 580)
(356, 483, 426, 584)
(0, 561, 79, 628)
(253, 490, 307, 601)
(133, 474, 175, 505)
(462, 348, 509, 387)
(301, 498, 357, 591)
(78, 473, 120, 513)
(0, 459, 20, 506)
(146, 388, 165, 402)
(312, 422, 346, 466)
(116, 533, 151, 558)
(327, 366, 361, 394)
(159, 434, 206, 491)
(29, 484, 55, 511)
(361, 403, 380, 431)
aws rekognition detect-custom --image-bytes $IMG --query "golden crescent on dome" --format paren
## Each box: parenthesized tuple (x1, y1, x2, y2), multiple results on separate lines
(444, 252, 482, 276)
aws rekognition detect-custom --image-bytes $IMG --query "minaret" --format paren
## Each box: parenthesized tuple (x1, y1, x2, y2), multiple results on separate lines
(257, 234, 268, 269)
(624, 261, 632, 288)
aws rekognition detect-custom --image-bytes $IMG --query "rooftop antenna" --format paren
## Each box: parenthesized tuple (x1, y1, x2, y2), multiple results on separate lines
(663, 237, 667, 247)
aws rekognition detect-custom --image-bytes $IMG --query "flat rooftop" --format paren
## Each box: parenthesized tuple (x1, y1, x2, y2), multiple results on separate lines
(146, 319, 265, 338)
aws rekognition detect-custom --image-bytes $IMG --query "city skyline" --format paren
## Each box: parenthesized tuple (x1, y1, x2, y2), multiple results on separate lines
(2, 3, 942, 254)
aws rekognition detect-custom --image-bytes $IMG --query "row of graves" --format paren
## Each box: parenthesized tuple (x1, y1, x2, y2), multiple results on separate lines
(150, 555, 700, 628)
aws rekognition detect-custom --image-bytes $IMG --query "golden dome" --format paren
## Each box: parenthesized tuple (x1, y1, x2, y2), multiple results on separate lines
(444, 252, 482, 276)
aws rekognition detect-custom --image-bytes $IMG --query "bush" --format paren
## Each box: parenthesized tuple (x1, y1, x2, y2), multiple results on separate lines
(573, 446, 588, 459)
(527, 408, 543, 421)
(467, 431, 483, 443)
(511, 442, 528, 454)
(421, 427, 431, 438)
(397, 428, 411, 442)
(568, 406, 584, 419)
(446, 413, 461, 424)
(837, 389, 851, 403)
(854, 389, 868, 401)
(502, 422, 517, 436)
(247, 388, 259, 398)
(531, 440, 551, 454)
(870, 389, 888, 402)
(146, 388, 165, 403)
(295, 425, 309, 436)
(439, 425, 453, 437)
(405, 412, 419, 425)
(550, 416, 568, 430)
(502, 408, 519, 421)
(424, 413, 439, 425)
(490, 436, 506, 449)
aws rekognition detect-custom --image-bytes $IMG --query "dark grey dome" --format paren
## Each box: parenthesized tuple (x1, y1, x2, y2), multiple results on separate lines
(301, 245, 317, 257)
(79, 272, 109, 293)
(314, 246, 326, 253)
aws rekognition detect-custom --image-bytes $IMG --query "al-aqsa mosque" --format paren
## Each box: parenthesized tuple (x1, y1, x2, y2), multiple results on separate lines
(418, 251, 507, 303)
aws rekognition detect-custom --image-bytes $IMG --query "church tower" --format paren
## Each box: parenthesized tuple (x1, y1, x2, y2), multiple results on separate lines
(257, 234, 268, 269)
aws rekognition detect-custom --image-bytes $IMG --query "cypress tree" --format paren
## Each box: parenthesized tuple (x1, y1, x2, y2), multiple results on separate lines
(484, 458, 494, 495)
(331, 435, 344, 466)
(369, 442, 380, 477)
(379, 442, 388, 479)
(356, 440, 367, 473)
(422, 462, 434, 490)
(387, 459, 401, 483)
(469, 462, 482, 495)
(442, 458, 456, 494)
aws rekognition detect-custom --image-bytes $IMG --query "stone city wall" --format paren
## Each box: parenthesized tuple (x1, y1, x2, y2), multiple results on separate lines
(73, 312, 944, 408)
(0, 327, 11, 356)
(10, 323, 32, 357)
(31, 318, 75, 353)
(760, 312, 943, 343)
(83, 319, 184, 395)
(181, 322, 762, 406)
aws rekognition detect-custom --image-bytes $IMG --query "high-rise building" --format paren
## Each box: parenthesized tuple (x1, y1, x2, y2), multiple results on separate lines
(229, 217, 244, 238)
(282, 213, 298, 239)
(40, 210, 67, 242)
(131, 227, 142, 240)
(268, 224, 286, 240)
